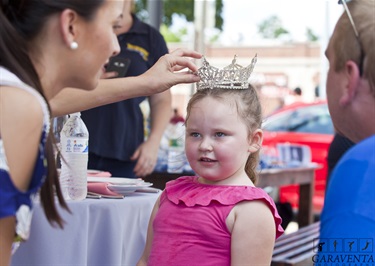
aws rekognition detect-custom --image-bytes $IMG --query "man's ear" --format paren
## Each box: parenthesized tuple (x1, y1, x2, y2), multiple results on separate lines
(340, 60, 361, 106)
(249, 129, 263, 153)
(59, 9, 79, 48)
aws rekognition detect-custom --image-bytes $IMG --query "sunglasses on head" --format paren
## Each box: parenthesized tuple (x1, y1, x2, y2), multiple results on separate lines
(338, 0, 364, 76)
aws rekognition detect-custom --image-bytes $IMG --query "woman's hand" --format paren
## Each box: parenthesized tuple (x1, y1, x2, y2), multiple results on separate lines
(143, 48, 202, 94)
(131, 139, 159, 177)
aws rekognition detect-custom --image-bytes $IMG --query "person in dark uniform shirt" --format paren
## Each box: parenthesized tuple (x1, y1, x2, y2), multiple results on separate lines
(82, 0, 171, 178)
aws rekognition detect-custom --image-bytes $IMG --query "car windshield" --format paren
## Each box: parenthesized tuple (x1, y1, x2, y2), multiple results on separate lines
(263, 104, 334, 135)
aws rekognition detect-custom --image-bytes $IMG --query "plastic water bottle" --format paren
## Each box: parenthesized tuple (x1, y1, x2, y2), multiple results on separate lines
(52, 115, 68, 168)
(59, 112, 89, 201)
(167, 138, 185, 173)
(167, 122, 186, 173)
(155, 135, 169, 172)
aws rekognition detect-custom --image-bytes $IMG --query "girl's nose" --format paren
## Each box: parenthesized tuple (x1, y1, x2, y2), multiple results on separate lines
(199, 137, 213, 152)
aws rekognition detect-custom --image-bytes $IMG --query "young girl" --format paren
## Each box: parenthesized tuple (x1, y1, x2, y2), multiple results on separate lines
(137, 57, 284, 265)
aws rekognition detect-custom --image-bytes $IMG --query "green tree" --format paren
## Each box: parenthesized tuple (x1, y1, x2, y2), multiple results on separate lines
(135, 0, 224, 31)
(257, 15, 289, 39)
(159, 24, 188, 42)
(306, 28, 319, 42)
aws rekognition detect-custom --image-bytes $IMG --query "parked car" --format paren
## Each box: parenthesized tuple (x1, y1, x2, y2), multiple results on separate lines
(262, 100, 334, 214)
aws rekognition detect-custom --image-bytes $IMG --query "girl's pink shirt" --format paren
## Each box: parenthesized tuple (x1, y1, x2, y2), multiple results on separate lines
(148, 176, 284, 266)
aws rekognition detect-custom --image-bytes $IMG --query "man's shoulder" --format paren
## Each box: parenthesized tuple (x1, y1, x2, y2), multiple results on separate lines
(339, 135, 375, 164)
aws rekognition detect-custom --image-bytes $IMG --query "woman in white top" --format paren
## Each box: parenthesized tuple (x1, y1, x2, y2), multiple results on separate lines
(0, 1, 200, 265)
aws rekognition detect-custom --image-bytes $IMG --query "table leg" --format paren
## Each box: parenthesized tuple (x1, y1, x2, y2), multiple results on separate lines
(297, 183, 314, 227)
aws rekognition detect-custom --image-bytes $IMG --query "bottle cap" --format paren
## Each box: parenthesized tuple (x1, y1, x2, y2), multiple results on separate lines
(70, 112, 81, 117)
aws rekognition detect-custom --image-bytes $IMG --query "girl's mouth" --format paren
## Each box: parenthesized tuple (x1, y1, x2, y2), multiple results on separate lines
(199, 157, 216, 162)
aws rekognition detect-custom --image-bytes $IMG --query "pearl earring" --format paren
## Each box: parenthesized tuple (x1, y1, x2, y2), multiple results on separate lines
(70, 41, 78, 50)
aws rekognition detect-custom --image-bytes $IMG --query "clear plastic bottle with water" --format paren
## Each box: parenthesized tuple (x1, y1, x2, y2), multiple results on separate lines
(167, 122, 186, 173)
(59, 112, 89, 201)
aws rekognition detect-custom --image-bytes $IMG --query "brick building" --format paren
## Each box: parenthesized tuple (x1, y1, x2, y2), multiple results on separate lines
(168, 41, 323, 117)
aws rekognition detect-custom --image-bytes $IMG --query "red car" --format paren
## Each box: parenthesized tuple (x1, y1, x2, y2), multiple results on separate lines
(262, 100, 334, 214)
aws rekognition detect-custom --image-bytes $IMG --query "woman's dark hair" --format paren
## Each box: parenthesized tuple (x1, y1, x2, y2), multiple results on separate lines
(186, 85, 263, 184)
(0, 0, 104, 227)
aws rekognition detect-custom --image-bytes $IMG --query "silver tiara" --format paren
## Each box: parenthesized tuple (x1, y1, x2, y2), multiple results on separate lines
(196, 54, 257, 90)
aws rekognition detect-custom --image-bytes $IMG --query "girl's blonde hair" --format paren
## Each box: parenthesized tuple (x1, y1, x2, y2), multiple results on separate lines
(186, 85, 263, 184)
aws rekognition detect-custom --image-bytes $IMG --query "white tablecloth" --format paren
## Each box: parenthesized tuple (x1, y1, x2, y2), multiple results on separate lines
(11, 192, 160, 266)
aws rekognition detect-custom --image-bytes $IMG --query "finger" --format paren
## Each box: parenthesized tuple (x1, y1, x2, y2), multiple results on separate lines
(135, 164, 152, 177)
(101, 71, 118, 79)
(133, 162, 142, 173)
(135, 159, 153, 174)
(169, 48, 202, 59)
(171, 65, 197, 72)
(169, 57, 201, 73)
(171, 71, 201, 84)
(130, 149, 140, 161)
(143, 164, 155, 177)
(133, 158, 147, 173)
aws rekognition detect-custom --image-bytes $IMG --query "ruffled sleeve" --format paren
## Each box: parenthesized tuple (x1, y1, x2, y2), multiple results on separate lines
(164, 176, 284, 238)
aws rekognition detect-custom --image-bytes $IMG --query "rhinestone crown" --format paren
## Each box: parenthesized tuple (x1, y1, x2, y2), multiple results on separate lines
(196, 54, 257, 90)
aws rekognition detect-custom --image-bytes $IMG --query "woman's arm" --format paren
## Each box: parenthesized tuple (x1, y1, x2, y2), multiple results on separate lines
(50, 49, 201, 117)
(0, 87, 44, 266)
(0, 87, 43, 191)
(131, 90, 171, 177)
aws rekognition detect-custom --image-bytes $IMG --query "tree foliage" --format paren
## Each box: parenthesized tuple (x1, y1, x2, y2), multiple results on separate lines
(257, 15, 289, 39)
(306, 28, 319, 42)
(160, 24, 188, 42)
(135, 0, 224, 31)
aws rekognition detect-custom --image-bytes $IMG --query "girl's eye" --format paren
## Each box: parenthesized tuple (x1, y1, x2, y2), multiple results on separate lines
(190, 132, 200, 138)
(215, 132, 226, 137)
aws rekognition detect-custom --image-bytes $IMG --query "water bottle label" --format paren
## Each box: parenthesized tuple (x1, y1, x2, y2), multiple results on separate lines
(169, 138, 183, 147)
(61, 137, 88, 154)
